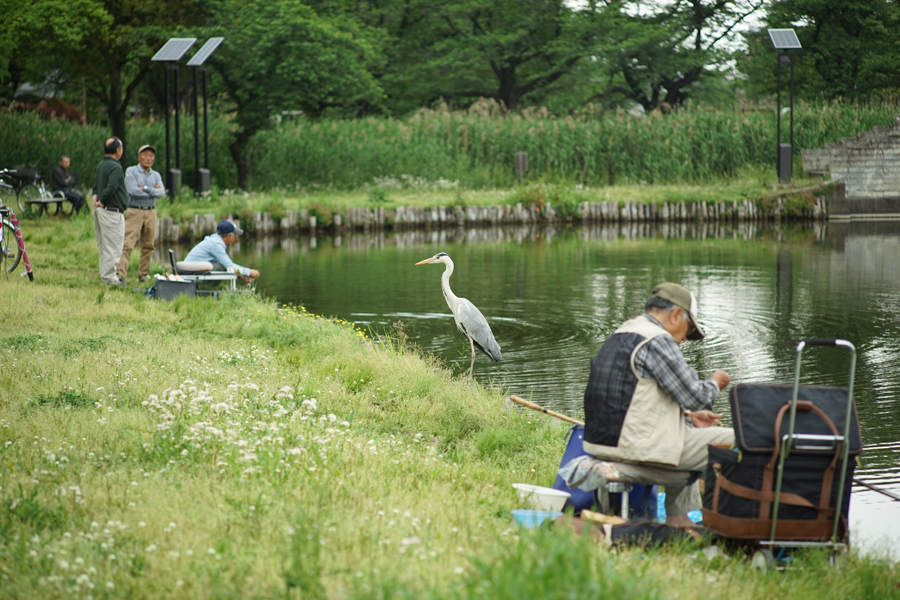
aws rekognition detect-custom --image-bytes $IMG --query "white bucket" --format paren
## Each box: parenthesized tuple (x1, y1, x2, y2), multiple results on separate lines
(513, 483, 571, 512)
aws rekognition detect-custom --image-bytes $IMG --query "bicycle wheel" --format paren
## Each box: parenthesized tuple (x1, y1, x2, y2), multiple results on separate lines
(17, 184, 43, 217)
(1, 219, 22, 274)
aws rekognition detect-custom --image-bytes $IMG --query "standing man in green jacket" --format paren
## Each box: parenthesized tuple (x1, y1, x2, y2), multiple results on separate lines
(92, 137, 128, 285)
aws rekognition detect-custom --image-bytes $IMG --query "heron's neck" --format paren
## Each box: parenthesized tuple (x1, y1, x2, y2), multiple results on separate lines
(440, 262, 459, 306)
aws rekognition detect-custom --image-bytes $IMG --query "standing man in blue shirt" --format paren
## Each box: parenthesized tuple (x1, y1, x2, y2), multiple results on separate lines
(184, 220, 260, 284)
(118, 144, 165, 282)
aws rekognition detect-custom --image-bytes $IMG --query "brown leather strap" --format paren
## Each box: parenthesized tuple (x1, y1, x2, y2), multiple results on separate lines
(760, 403, 793, 518)
(702, 509, 848, 542)
(712, 463, 722, 512)
(764, 400, 841, 520)
(716, 475, 834, 515)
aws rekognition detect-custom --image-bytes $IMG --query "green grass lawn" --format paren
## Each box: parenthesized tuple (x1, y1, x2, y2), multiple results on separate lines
(0, 213, 896, 599)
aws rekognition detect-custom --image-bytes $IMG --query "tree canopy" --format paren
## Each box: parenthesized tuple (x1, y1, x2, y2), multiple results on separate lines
(739, 0, 900, 102)
(206, 0, 382, 188)
(1, 0, 206, 160)
(3, 0, 900, 189)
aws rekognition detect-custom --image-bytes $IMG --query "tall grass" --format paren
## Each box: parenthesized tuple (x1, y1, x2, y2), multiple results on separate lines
(249, 99, 899, 189)
(2, 99, 897, 192)
(0, 113, 237, 190)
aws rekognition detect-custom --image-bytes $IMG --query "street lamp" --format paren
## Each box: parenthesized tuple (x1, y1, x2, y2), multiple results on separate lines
(187, 37, 224, 195)
(768, 28, 801, 184)
(151, 37, 197, 198)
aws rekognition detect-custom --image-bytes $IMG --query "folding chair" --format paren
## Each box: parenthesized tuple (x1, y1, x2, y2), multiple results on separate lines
(167, 249, 239, 291)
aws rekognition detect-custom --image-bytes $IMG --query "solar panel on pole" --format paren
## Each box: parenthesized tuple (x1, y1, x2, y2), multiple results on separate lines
(151, 38, 198, 62)
(187, 37, 224, 66)
(767, 29, 800, 183)
(186, 38, 225, 193)
(768, 29, 801, 50)
(152, 38, 196, 197)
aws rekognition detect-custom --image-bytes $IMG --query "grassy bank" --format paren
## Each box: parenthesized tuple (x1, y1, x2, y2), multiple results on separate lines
(1, 217, 898, 599)
(2, 99, 897, 191)
(149, 165, 829, 232)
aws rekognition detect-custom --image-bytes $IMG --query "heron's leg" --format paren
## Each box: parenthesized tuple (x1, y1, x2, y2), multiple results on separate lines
(468, 336, 476, 379)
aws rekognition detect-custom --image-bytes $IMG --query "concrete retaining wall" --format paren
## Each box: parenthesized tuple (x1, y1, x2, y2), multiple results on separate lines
(801, 114, 900, 215)
(153, 194, 829, 243)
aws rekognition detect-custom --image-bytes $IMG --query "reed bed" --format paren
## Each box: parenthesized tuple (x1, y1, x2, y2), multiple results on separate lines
(251, 100, 898, 189)
(2, 100, 897, 192)
(0, 113, 236, 190)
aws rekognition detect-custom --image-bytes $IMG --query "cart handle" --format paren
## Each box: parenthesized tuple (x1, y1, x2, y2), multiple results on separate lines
(801, 337, 838, 346)
(798, 338, 855, 350)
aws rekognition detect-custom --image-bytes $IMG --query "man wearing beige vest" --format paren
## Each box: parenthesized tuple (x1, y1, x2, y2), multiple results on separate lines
(582, 282, 734, 528)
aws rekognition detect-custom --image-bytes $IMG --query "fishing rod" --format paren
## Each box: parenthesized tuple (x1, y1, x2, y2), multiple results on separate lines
(853, 478, 900, 503)
(507, 395, 583, 425)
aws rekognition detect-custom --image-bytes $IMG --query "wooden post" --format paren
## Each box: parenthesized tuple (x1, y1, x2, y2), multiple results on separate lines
(515, 152, 528, 184)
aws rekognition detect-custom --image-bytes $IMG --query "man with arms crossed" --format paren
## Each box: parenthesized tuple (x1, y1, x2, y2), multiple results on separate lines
(51, 155, 85, 213)
(92, 138, 128, 285)
(118, 144, 165, 282)
(582, 282, 733, 528)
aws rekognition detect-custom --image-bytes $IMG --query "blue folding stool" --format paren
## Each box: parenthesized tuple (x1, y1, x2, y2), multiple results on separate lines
(552, 424, 658, 518)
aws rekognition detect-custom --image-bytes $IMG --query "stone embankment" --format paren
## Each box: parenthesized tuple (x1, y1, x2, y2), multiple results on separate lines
(155, 192, 830, 243)
(802, 114, 900, 217)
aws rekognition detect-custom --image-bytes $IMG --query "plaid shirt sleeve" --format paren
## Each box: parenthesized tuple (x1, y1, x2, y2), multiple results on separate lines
(634, 331, 720, 413)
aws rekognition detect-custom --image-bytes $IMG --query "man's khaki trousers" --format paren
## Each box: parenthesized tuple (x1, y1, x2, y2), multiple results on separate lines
(117, 208, 158, 280)
(93, 208, 125, 284)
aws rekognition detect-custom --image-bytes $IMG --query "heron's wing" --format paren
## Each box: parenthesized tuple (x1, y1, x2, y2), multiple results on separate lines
(456, 298, 502, 362)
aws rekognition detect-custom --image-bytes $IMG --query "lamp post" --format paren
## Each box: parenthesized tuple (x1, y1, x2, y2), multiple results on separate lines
(768, 29, 801, 184)
(151, 38, 197, 198)
(186, 38, 224, 195)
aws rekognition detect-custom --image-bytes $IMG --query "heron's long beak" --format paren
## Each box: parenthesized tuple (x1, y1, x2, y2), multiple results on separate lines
(415, 257, 435, 265)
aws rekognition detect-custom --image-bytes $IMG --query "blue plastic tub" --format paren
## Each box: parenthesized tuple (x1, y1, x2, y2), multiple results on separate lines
(511, 509, 563, 528)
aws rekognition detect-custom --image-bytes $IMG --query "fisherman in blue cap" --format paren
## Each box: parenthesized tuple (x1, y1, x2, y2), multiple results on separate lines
(184, 219, 260, 283)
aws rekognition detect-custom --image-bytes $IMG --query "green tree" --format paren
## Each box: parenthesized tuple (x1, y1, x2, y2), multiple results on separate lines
(207, 0, 382, 188)
(0, 0, 104, 103)
(311, 0, 609, 113)
(0, 0, 205, 160)
(427, 0, 606, 111)
(738, 0, 900, 102)
(597, 0, 765, 112)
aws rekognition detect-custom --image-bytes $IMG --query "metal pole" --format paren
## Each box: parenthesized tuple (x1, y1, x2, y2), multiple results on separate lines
(776, 53, 782, 180)
(174, 67, 181, 169)
(164, 67, 171, 176)
(193, 67, 200, 190)
(789, 53, 795, 151)
(202, 69, 209, 169)
(81, 77, 87, 126)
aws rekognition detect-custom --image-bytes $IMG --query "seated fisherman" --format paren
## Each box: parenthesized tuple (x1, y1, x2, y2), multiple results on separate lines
(183, 219, 260, 284)
(582, 282, 733, 528)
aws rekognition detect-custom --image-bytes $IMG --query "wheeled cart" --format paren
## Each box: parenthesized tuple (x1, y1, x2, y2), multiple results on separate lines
(702, 338, 862, 569)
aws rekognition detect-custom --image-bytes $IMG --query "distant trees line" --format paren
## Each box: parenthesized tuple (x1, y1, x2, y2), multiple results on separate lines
(3, 100, 896, 192)
(1, 0, 898, 189)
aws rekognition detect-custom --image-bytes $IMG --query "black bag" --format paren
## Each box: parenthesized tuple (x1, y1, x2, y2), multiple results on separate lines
(11, 165, 38, 183)
(153, 278, 196, 301)
(607, 518, 701, 547)
(702, 383, 861, 541)
(555, 515, 701, 547)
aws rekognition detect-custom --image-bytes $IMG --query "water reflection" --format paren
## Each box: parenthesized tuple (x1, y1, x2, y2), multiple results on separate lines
(164, 219, 900, 559)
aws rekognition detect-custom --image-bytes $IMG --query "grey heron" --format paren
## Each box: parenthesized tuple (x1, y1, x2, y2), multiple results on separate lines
(415, 252, 501, 378)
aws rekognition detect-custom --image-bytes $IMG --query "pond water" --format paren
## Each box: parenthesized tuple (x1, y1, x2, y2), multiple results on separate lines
(181, 219, 900, 559)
